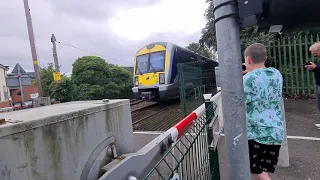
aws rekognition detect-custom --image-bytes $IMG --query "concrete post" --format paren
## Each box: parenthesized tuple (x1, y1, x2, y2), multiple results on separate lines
(277, 98, 290, 167)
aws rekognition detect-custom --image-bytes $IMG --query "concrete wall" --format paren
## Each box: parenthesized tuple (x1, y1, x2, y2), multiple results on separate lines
(0, 99, 134, 180)
(133, 132, 162, 151)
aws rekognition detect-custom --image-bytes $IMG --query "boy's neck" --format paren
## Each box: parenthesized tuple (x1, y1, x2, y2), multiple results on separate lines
(251, 63, 266, 71)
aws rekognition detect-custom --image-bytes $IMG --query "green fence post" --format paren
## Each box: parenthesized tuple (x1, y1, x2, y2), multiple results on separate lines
(205, 98, 220, 180)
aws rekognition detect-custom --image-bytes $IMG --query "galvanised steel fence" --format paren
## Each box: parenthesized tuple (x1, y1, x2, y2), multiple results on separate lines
(143, 101, 219, 180)
(178, 60, 218, 116)
(268, 34, 320, 97)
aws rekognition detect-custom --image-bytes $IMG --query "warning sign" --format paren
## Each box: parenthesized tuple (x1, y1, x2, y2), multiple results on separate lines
(53, 72, 61, 81)
(172, 173, 179, 180)
(31, 80, 36, 86)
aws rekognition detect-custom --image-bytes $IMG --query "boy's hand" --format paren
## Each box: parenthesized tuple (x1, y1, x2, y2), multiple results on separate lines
(304, 62, 317, 71)
(243, 70, 249, 75)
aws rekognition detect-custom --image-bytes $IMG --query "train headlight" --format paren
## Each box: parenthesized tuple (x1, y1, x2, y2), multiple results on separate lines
(135, 76, 139, 86)
(159, 74, 165, 84)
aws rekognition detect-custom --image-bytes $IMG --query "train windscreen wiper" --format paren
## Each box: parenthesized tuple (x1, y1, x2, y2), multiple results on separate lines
(136, 66, 143, 75)
(149, 62, 156, 72)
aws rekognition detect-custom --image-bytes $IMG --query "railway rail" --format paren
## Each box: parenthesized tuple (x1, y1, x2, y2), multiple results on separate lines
(129, 99, 143, 105)
(131, 100, 183, 131)
(130, 100, 157, 112)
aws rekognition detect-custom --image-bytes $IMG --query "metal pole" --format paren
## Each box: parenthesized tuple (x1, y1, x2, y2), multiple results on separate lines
(17, 65, 25, 106)
(51, 34, 60, 72)
(213, 0, 251, 179)
(23, 0, 43, 97)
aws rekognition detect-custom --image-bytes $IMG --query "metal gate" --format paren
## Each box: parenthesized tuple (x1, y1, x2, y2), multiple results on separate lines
(178, 60, 218, 116)
(143, 98, 220, 180)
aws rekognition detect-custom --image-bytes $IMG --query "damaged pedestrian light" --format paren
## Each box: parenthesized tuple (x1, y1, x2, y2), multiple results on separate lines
(237, 0, 320, 33)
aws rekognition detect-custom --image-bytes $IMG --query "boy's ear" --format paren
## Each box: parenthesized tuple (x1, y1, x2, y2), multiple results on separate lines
(247, 57, 252, 64)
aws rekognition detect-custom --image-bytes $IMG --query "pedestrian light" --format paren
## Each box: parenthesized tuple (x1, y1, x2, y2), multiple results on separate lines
(238, 0, 320, 33)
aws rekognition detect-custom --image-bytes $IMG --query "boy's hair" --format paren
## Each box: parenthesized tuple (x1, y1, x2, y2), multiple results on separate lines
(244, 43, 267, 64)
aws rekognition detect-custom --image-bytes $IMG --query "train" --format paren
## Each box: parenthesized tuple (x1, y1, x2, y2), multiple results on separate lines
(131, 42, 218, 102)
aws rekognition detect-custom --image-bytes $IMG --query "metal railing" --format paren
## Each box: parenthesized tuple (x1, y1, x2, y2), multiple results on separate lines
(99, 92, 223, 180)
(268, 34, 320, 96)
(177, 61, 218, 116)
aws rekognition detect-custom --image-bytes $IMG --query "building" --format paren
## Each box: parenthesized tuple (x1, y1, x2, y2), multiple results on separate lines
(6, 63, 38, 106)
(0, 64, 10, 108)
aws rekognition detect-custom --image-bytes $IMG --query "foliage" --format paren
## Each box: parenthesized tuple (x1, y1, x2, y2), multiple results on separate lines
(106, 64, 133, 98)
(198, 1, 320, 98)
(186, 42, 214, 58)
(39, 56, 133, 103)
(39, 63, 56, 97)
(40, 63, 74, 102)
(50, 77, 75, 102)
(199, 0, 275, 55)
(71, 56, 133, 100)
(72, 56, 110, 86)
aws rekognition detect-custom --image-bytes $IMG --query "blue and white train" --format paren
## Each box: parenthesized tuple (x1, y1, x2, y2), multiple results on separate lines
(131, 42, 218, 102)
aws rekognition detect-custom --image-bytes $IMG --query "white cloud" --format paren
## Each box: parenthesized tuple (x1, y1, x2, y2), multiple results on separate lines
(1, 0, 208, 74)
(109, 0, 207, 40)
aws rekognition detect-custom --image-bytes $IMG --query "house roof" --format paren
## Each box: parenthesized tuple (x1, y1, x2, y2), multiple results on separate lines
(11, 63, 26, 74)
(0, 64, 9, 71)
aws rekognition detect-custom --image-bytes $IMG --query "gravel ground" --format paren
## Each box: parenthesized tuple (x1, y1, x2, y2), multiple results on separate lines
(132, 102, 184, 131)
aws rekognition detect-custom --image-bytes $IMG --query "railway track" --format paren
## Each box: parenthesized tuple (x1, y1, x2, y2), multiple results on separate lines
(130, 100, 143, 105)
(130, 100, 157, 112)
(131, 100, 183, 131)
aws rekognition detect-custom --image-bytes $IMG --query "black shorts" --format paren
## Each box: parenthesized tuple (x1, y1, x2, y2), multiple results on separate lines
(248, 140, 281, 174)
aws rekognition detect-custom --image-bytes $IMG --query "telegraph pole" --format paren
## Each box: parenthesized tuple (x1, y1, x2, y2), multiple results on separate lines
(51, 34, 60, 72)
(23, 0, 43, 96)
(213, 0, 251, 179)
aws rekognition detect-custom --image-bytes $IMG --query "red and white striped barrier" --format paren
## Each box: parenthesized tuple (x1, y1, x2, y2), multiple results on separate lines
(169, 92, 222, 141)
(100, 92, 222, 180)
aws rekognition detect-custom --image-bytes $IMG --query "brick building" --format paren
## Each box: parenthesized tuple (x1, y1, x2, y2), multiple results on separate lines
(6, 63, 38, 106)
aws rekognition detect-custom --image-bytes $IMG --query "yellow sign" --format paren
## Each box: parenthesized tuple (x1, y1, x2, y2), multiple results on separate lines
(33, 60, 38, 65)
(53, 72, 61, 81)
(31, 80, 36, 86)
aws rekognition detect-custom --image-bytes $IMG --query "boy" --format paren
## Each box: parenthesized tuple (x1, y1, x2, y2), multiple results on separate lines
(243, 43, 284, 180)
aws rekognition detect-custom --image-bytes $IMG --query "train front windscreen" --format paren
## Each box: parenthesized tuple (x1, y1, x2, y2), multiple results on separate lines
(135, 51, 165, 75)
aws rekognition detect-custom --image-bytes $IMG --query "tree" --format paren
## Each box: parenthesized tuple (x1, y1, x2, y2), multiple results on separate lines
(106, 64, 133, 98)
(50, 77, 76, 102)
(40, 63, 75, 102)
(72, 56, 110, 86)
(186, 42, 214, 58)
(71, 56, 133, 100)
(40, 63, 55, 97)
(199, 0, 275, 55)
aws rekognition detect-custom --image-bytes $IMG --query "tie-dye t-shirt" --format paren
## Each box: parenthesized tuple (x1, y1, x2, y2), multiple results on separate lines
(243, 67, 284, 145)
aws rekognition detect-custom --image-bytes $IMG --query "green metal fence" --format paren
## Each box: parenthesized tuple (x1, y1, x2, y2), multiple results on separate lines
(268, 34, 320, 97)
(178, 61, 218, 116)
(143, 101, 220, 180)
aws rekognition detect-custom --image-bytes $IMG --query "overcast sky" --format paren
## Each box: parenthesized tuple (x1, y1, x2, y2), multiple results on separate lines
(1, 0, 208, 74)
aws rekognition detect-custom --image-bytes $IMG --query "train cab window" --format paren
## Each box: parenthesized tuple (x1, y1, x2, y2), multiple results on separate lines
(136, 54, 149, 74)
(149, 51, 165, 72)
